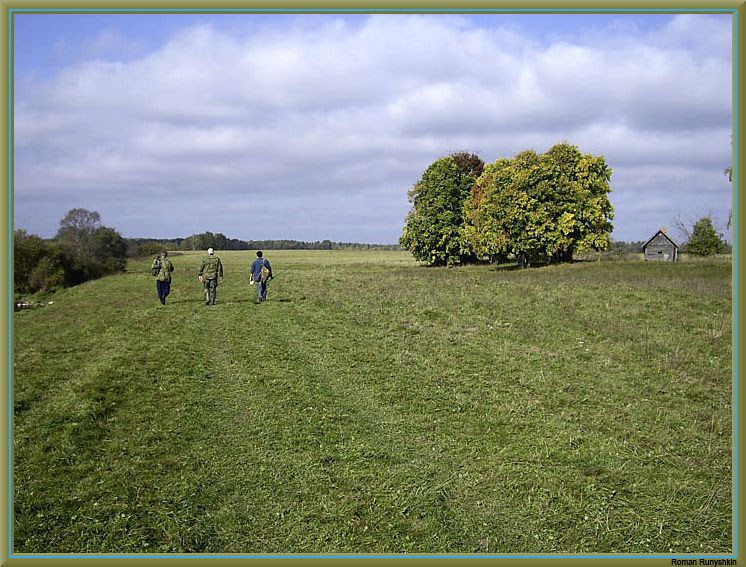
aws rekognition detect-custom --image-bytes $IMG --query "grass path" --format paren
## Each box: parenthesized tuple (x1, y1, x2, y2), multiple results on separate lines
(12, 251, 732, 554)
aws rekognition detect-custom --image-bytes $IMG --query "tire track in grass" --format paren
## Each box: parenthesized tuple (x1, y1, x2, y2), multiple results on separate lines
(265, 270, 503, 552)
(177, 295, 469, 552)
(175, 300, 390, 551)
(14, 294, 244, 553)
(80, 300, 253, 554)
(214, 296, 482, 550)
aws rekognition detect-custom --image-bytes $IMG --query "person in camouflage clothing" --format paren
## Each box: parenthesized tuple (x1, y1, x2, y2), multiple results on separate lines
(152, 250, 174, 305)
(198, 247, 224, 305)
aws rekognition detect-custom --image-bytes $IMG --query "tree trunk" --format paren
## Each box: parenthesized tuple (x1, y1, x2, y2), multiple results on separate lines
(551, 249, 573, 263)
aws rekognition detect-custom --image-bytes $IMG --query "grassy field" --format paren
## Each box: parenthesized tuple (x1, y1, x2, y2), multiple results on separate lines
(12, 250, 733, 555)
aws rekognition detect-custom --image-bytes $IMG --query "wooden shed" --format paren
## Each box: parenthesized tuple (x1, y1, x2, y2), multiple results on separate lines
(642, 229, 679, 261)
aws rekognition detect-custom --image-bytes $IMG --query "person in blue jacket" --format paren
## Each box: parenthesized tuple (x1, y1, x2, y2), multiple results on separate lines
(250, 250, 273, 302)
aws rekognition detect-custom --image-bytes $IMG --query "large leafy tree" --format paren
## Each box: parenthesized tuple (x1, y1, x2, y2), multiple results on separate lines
(400, 152, 484, 266)
(92, 227, 128, 274)
(53, 208, 127, 283)
(462, 152, 545, 265)
(539, 143, 614, 260)
(462, 143, 614, 265)
(685, 217, 728, 256)
(55, 208, 101, 263)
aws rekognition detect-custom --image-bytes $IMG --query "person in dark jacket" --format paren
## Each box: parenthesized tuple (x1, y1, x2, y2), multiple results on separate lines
(250, 250, 272, 302)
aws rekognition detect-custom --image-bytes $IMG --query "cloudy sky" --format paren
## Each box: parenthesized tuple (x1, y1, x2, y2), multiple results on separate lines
(13, 12, 733, 244)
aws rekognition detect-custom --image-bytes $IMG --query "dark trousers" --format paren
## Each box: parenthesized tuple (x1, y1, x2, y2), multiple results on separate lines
(257, 280, 268, 301)
(156, 280, 171, 303)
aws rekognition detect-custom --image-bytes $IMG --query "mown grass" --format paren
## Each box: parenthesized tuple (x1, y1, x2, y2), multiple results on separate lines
(12, 250, 733, 554)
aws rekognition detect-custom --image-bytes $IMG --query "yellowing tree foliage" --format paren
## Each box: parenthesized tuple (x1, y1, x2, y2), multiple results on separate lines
(462, 143, 614, 264)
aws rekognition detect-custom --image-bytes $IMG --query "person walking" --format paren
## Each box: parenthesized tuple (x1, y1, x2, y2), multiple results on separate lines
(198, 247, 224, 305)
(250, 250, 272, 302)
(152, 250, 174, 305)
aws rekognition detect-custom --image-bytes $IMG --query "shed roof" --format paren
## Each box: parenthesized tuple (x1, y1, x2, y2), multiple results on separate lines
(642, 230, 679, 250)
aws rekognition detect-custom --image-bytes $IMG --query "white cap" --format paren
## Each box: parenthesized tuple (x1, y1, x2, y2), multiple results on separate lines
(207, 248, 214, 255)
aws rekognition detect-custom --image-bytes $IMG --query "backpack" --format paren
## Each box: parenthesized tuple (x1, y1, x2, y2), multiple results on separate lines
(151, 258, 161, 277)
(259, 260, 270, 284)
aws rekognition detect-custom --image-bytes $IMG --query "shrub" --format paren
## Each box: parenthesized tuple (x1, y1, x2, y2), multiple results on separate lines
(685, 217, 728, 256)
(28, 255, 65, 293)
(137, 242, 168, 257)
(14, 230, 49, 294)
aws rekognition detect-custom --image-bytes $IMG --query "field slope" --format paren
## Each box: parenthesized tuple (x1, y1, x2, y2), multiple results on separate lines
(12, 250, 733, 554)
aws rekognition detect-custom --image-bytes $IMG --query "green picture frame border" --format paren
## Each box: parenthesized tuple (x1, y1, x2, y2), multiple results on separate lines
(1, 1, 741, 565)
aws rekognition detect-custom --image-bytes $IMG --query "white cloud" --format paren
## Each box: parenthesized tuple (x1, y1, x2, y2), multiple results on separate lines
(13, 13, 733, 242)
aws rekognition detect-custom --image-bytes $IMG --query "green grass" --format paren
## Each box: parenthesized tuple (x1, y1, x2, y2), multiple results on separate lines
(12, 250, 733, 554)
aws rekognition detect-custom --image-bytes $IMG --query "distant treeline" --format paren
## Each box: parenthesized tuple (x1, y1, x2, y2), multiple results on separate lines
(609, 240, 646, 254)
(130, 231, 400, 256)
(16, 219, 400, 298)
(15, 209, 128, 297)
(607, 232, 731, 256)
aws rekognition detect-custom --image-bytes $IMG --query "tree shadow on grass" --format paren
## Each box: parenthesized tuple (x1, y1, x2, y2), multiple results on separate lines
(159, 295, 294, 306)
(490, 264, 522, 272)
(156, 298, 201, 305)
(489, 260, 582, 272)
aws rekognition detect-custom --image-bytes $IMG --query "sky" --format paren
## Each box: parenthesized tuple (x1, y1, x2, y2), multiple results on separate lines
(12, 12, 733, 244)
